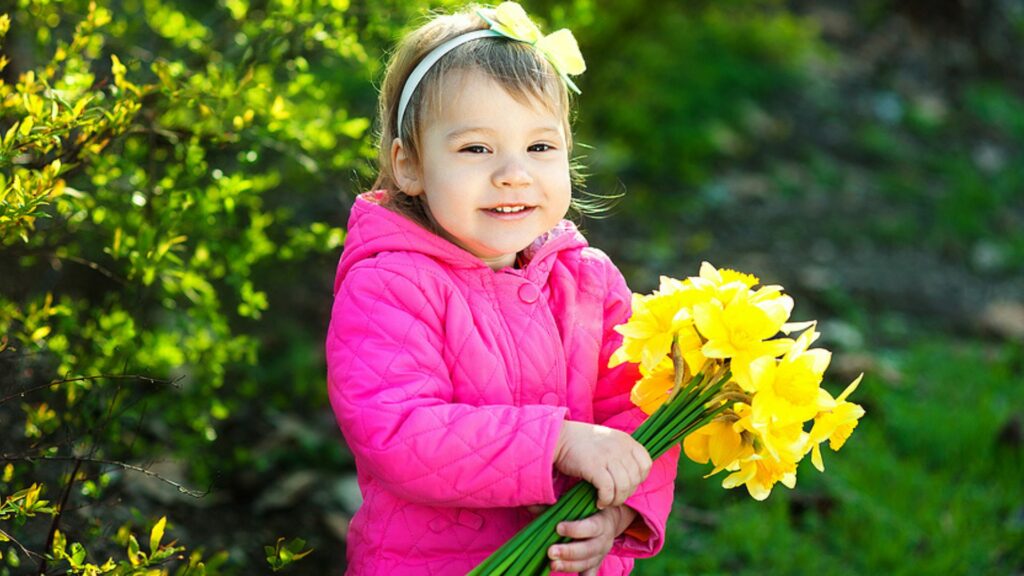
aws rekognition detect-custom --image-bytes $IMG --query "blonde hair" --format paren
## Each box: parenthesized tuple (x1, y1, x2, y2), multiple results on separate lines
(372, 6, 575, 227)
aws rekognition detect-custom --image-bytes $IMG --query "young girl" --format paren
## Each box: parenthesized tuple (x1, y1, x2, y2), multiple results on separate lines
(326, 3, 680, 574)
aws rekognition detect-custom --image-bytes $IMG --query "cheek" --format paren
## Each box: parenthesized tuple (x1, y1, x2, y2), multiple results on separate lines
(419, 184, 463, 225)
(550, 166, 573, 209)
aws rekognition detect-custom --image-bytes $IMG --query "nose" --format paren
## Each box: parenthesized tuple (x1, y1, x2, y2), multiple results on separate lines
(492, 155, 532, 189)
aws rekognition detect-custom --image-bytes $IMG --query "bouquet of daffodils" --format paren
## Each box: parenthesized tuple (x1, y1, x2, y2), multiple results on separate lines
(469, 263, 865, 575)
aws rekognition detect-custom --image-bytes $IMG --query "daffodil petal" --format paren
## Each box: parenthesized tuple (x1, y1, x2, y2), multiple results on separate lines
(837, 373, 864, 402)
(699, 261, 723, 284)
(780, 320, 816, 335)
(701, 340, 735, 359)
(722, 466, 755, 489)
(811, 443, 825, 472)
(683, 431, 710, 464)
(746, 481, 772, 501)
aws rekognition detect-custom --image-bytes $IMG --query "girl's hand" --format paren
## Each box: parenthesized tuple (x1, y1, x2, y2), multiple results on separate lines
(548, 506, 638, 575)
(553, 421, 652, 509)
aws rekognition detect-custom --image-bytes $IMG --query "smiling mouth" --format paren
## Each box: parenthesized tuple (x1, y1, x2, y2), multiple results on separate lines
(488, 205, 531, 214)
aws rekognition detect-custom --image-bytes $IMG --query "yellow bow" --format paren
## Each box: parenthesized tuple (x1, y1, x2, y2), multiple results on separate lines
(478, 2, 586, 93)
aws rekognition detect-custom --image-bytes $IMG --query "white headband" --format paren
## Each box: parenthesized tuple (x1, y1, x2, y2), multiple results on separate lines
(396, 29, 502, 140)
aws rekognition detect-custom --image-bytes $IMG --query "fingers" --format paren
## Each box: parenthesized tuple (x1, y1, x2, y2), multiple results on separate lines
(606, 462, 632, 508)
(604, 445, 649, 508)
(549, 512, 619, 572)
(557, 515, 602, 540)
(553, 423, 653, 510)
(593, 468, 615, 509)
(634, 445, 653, 480)
(548, 532, 612, 574)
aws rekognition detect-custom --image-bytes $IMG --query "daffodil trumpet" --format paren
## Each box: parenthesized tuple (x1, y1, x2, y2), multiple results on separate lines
(470, 262, 864, 574)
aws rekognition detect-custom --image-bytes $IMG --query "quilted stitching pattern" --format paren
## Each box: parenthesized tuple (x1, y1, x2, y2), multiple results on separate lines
(326, 194, 678, 574)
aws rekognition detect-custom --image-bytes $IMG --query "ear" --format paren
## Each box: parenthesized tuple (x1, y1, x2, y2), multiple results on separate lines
(391, 138, 424, 196)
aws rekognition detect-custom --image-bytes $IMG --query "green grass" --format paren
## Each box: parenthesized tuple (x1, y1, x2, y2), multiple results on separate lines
(636, 338, 1024, 575)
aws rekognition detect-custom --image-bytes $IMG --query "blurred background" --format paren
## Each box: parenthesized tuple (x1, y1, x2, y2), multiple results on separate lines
(1, 0, 1022, 574)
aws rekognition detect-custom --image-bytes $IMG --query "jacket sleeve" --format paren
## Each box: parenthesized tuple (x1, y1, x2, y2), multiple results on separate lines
(326, 262, 566, 508)
(591, 258, 681, 558)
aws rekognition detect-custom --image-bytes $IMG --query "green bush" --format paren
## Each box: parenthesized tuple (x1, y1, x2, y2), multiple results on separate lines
(0, 0, 441, 571)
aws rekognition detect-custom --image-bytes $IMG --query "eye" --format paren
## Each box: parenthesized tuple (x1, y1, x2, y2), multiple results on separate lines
(528, 143, 556, 153)
(460, 144, 490, 154)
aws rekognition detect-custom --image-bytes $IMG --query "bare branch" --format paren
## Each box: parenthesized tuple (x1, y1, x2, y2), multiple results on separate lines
(52, 254, 128, 287)
(38, 458, 82, 575)
(0, 455, 210, 499)
(0, 373, 180, 406)
(0, 526, 46, 562)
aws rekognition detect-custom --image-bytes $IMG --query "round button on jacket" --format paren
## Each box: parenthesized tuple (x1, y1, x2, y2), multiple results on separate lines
(540, 392, 559, 405)
(518, 283, 540, 303)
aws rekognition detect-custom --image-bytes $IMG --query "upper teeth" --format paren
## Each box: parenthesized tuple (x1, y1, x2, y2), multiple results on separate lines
(494, 206, 526, 213)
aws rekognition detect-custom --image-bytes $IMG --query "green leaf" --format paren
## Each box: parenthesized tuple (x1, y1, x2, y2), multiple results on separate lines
(51, 529, 66, 557)
(127, 534, 142, 566)
(285, 538, 312, 561)
(69, 542, 86, 567)
(150, 516, 166, 553)
(18, 116, 34, 137)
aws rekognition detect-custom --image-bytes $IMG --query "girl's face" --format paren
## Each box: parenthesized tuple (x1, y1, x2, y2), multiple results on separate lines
(393, 69, 572, 270)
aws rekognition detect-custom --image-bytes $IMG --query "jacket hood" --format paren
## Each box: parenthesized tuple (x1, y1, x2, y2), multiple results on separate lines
(334, 191, 588, 293)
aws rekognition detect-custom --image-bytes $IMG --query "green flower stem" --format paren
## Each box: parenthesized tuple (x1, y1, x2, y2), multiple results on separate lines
(523, 484, 597, 575)
(631, 370, 710, 446)
(636, 384, 705, 451)
(647, 372, 731, 458)
(468, 483, 593, 575)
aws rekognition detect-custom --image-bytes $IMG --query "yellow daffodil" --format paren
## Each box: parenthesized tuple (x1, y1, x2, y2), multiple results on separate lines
(748, 366, 820, 429)
(657, 277, 714, 373)
(685, 262, 760, 306)
(697, 261, 759, 289)
(612, 266, 860, 496)
(683, 418, 754, 475)
(773, 326, 830, 406)
(680, 337, 710, 378)
(657, 274, 715, 310)
(722, 452, 797, 501)
(692, 287, 795, 394)
(724, 403, 804, 500)
(742, 328, 831, 430)
(732, 400, 807, 468)
(694, 288, 793, 359)
(808, 374, 865, 471)
(716, 267, 760, 289)
(630, 357, 676, 415)
(611, 291, 700, 370)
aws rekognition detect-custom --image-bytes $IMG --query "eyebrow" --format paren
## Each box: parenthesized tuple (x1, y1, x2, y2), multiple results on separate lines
(444, 125, 563, 142)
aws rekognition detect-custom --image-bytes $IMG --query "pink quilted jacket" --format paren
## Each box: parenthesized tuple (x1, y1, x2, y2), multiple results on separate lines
(326, 192, 680, 575)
